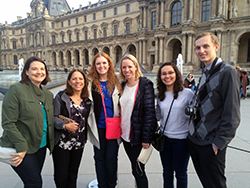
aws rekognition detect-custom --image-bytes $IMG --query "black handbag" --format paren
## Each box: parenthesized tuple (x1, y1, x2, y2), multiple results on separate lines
(152, 98, 175, 151)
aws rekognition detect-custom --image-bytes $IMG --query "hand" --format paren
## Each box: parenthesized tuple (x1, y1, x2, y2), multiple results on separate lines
(65, 122, 79, 133)
(10, 151, 27, 167)
(142, 143, 150, 149)
(212, 144, 218, 155)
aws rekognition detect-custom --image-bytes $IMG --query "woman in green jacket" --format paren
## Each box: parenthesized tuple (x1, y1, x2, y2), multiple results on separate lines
(0, 57, 54, 188)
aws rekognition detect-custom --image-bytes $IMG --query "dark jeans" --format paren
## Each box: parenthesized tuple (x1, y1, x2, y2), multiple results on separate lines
(93, 128, 119, 188)
(123, 140, 148, 188)
(52, 145, 84, 188)
(12, 147, 46, 188)
(187, 138, 227, 188)
(160, 136, 190, 188)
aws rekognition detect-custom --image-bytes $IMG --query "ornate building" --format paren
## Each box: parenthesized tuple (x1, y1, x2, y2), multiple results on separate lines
(0, 0, 250, 72)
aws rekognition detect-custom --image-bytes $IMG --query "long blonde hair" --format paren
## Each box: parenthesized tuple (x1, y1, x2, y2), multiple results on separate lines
(88, 52, 121, 94)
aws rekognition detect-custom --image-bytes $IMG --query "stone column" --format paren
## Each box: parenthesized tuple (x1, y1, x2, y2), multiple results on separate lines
(230, 30, 236, 63)
(30, 34, 34, 46)
(165, 10, 171, 28)
(160, 0, 164, 25)
(182, 33, 187, 63)
(187, 33, 193, 63)
(143, 6, 147, 28)
(140, 6, 143, 28)
(89, 51, 93, 66)
(183, 0, 188, 21)
(155, 37, 159, 64)
(143, 40, 147, 65)
(159, 37, 164, 64)
(57, 52, 61, 67)
(217, 31, 222, 57)
(37, 32, 41, 45)
(189, 0, 194, 20)
(218, 0, 223, 17)
(71, 50, 74, 67)
(79, 50, 83, 66)
(211, 0, 217, 18)
(156, 0, 160, 26)
(139, 40, 142, 64)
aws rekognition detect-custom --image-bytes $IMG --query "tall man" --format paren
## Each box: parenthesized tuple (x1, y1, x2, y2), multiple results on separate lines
(187, 32, 240, 188)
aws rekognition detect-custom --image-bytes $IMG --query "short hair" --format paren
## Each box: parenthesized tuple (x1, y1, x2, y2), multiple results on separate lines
(64, 69, 89, 99)
(119, 54, 143, 82)
(20, 56, 51, 85)
(156, 62, 183, 101)
(195, 32, 219, 46)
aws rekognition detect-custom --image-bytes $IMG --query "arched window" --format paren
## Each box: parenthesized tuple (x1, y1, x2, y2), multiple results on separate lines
(171, 1, 182, 26)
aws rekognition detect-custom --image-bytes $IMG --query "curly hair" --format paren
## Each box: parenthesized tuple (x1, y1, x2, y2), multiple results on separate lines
(64, 69, 89, 99)
(157, 62, 183, 101)
(87, 52, 121, 94)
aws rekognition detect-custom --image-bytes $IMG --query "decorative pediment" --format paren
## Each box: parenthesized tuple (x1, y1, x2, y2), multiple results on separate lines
(111, 20, 120, 26)
(82, 26, 89, 31)
(91, 24, 98, 29)
(66, 29, 72, 34)
(101, 22, 109, 28)
(123, 17, 132, 24)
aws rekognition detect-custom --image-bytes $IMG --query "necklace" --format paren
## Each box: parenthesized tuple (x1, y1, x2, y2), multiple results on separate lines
(72, 96, 82, 101)
(100, 82, 108, 101)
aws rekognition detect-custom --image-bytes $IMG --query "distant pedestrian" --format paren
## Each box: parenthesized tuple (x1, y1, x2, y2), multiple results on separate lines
(183, 73, 196, 91)
(241, 68, 248, 99)
(64, 67, 68, 73)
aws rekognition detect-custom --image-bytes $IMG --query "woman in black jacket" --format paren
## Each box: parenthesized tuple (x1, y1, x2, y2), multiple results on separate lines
(119, 54, 156, 188)
(53, 69, 91, 188)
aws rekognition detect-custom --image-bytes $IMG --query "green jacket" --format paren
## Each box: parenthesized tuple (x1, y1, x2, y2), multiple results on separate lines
(0, 81, 54, 154)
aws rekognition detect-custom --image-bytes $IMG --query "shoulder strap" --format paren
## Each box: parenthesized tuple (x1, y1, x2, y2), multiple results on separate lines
(98, 84, 107, 118)
(162, 98, 175, 132)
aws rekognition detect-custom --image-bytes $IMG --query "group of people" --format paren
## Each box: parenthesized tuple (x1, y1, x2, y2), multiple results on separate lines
(0, 32, 240, 188)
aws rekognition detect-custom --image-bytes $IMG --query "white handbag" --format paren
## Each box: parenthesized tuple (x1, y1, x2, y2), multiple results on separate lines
(137, 145, 153, 164)
(0, 146, 16, 165)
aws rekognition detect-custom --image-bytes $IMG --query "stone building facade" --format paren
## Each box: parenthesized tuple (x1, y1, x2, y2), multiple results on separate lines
(0, 0, 250, 72)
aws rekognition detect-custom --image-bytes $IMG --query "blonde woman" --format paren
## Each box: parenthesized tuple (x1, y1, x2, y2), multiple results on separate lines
(87, 52, 121, 188)
(119, 54, 156, 188)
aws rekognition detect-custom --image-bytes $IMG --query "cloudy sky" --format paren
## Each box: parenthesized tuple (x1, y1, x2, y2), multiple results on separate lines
(0, 0, 98, 24)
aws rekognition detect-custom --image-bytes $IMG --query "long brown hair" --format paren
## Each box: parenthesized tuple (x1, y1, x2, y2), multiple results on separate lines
(88, 52, 121, 94)
(20, 56, 51, 85)
(64, 69, 89, 99)
(157, 62, 183, 101)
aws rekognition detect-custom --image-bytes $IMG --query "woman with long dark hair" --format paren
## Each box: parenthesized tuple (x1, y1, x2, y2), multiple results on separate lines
(156, 62, 194, 188)
(0, 57, 54, 187)
(53, 69, 91, 188)
(87, 52, 121, 188)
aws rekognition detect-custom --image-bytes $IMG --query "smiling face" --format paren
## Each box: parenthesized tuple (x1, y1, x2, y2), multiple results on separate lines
(68, 71, 85, 93)
(161, 65, 176, 91)
(95, 56, 110, 77)
(195, 35, 219, 67)
(121, 58, 137, 81)
(25, 61, 46, 87)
